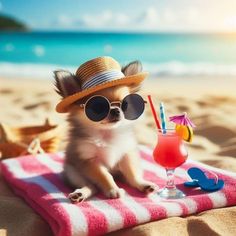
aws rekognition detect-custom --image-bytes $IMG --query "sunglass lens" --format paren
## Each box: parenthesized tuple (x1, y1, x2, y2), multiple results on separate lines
(121, 94, 145, 120)
(85, 96, 109, 121)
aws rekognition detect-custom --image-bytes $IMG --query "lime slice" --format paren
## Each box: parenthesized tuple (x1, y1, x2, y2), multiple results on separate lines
(175, 124, 193, 142)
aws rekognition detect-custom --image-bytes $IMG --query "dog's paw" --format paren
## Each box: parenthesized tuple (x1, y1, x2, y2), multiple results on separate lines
(136, 181, 158, 194)
(68, 189, 86, 203)
(106, 188, 125, 199)
(143, 184, 157, 193)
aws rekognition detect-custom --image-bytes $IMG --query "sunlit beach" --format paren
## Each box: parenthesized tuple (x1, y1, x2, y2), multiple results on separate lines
(1, 0, 236, 236)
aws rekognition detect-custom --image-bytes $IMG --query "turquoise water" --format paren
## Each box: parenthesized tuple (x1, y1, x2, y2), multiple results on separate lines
(1, 32, 236, 78)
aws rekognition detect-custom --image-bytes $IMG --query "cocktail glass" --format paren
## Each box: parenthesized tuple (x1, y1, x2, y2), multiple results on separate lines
(153, 130, 188, 199)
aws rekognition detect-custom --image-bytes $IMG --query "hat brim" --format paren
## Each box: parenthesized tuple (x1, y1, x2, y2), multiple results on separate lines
(56, 72, 149, 113)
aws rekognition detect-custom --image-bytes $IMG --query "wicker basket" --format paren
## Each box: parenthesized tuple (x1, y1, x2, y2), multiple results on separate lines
(0, 119, 62, 159)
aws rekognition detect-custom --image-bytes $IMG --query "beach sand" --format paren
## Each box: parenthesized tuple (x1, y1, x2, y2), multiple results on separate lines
(1, 75, 236, 236)
(0, 76, 236, 168)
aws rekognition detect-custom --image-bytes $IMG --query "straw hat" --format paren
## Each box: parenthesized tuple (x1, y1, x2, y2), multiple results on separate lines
(56, 56, 148, 113)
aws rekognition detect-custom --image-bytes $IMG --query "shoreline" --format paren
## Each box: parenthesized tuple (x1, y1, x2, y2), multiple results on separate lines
(2, 60, 236, 79)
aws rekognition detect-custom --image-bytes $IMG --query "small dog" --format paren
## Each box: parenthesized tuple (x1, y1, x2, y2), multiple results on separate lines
(54, 57, 156, 202)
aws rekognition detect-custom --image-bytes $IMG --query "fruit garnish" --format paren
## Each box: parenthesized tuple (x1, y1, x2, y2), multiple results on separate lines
(169, 112, 195, 142)
(175, 124, 193, 142)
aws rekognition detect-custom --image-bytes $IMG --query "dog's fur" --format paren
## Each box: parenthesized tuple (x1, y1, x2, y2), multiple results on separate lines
(54, 61, 156, 202)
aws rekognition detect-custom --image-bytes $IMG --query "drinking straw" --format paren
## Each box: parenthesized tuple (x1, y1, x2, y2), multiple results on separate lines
(147, 95, 161, 130)
(160, 102, 167, 134)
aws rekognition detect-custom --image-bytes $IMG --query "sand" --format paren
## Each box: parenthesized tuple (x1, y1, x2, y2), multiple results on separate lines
(1, 75, 236, 236)
(0, 76, 236, 170)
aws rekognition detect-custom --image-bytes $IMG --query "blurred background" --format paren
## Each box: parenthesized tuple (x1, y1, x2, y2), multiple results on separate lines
(1, 0, 236, 78)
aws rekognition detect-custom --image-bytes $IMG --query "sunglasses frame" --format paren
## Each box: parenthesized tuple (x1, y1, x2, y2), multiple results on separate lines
(79, 94, 147, 121)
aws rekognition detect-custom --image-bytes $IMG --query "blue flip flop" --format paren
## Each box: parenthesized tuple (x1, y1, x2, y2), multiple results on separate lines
(184, 179, 215, 187)
(184, 167, 224, 192)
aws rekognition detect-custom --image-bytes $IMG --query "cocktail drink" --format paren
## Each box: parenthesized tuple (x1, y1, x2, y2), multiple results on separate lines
(147, 96, 194, 199)
(154, 131, 188, 168)
(153, 130, 188, 199)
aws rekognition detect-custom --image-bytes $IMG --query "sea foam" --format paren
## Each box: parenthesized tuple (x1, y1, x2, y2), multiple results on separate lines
(0, 62, 76, 79)
(1, 61, 236, 79)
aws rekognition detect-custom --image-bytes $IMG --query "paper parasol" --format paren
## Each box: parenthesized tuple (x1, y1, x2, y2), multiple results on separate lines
(169, 112, 196, 128)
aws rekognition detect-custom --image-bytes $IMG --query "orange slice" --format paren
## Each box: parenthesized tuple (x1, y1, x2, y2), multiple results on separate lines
(175, 124, 193, 142)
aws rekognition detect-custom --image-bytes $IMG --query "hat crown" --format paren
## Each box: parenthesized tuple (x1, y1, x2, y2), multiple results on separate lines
(76, 57, 122, 85)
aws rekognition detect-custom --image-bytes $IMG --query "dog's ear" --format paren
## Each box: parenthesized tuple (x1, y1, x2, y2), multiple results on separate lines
(54, 70, 81, 98)
(122, 60, 143, 76)
(122, 61, 143, 93)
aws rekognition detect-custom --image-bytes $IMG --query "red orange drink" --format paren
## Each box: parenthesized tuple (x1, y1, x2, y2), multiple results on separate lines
(153, 130, 188, 199)
(147, 97, 191, 199)
(153, 131, 188, 169)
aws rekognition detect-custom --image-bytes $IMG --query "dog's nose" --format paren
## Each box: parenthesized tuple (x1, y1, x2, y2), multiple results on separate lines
(110, 108, 120, 117)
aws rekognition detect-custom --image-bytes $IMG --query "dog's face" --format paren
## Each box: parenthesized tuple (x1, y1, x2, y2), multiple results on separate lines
(70, 85, 134, 130)
(54, 60, 144, 131)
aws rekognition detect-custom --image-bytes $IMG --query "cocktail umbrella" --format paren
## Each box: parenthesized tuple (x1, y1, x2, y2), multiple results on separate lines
(169, 112, 196, 128)
(169, 112, 195, 142)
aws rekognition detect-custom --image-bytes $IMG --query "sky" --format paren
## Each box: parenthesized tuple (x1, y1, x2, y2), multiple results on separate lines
(1, 0, 236, 32)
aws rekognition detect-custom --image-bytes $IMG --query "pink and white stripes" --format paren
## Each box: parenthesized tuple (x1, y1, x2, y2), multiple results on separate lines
(1, 146, 236, 236)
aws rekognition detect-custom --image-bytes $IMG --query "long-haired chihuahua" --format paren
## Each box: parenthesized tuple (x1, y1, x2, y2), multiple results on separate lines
(54, 57, 156, 202)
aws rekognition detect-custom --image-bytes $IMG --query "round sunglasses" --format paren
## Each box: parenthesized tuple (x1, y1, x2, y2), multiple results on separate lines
(79, 94, 147, 122)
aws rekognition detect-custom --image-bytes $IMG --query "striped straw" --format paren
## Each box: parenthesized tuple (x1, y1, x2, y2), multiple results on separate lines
(159, 102, 167, 134)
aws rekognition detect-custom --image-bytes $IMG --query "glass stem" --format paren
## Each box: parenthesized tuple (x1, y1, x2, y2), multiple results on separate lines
(165, 169, 176, 190)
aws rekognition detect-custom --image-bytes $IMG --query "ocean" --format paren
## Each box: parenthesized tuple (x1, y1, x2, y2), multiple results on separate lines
(1, 32, 236, 79)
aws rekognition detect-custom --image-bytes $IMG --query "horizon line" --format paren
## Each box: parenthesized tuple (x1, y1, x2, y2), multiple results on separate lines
(1, 29, 236, 34)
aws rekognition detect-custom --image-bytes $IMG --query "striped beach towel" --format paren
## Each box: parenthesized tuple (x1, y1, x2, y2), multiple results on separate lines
(1, 145, 236, 236)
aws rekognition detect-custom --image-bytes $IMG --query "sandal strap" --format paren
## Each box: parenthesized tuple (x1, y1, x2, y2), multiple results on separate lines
(204, 170, 219, 184)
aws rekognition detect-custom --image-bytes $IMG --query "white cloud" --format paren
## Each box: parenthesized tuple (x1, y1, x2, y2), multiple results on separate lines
(143, 7, 159, 24)
(82, 10, 113, 27)
(116, 13, 130, 25)
(76, 7, 160, 30)
(55, 10, 131, 29)
(162, 8, 176, 23)
(53, 7, 158, 30)
(224, 15, 236, 30)
(79, 10, 132, 28)
(52, 5, 231, 32)
(57, 15, 74, 27)
(133, 7, 161, 31)
(186, 7, 199, 22)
